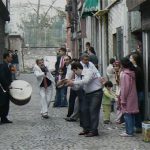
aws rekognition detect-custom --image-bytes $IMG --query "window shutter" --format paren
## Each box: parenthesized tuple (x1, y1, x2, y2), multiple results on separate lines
(116, 27, 123, 59)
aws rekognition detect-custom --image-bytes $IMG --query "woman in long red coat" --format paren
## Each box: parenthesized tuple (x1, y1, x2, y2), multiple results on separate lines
(119, 57, 139, 137)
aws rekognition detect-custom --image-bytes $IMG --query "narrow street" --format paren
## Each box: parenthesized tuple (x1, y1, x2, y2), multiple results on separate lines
(0, 74, 149, 150)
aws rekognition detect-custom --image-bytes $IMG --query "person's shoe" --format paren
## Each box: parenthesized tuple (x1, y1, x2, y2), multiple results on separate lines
(85, 132, 99, 137)
(120, 132, 133, 137)
(53, 103, 59, 107)
(65, 118, 76, 122)
(135, 128, 142, 133)
(1, 118, 13, 124)
(103, 120, 110, 124)
(53, 105, 58, 108)
(64, 117, 69, 120)
(79, 130, 89, 135)
(41, 114, 49, 119)
(60, 105, 68, 107)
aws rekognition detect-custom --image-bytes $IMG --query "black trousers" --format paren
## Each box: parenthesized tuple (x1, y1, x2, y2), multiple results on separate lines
(79, 90, 103, 133)
(67, 89, 77, 117)
(77, 89, 89, 130)
(0, 93, 10, 120)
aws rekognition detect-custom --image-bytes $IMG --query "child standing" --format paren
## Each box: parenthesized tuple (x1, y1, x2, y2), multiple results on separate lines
(54, 68, 68, 107)
(102, 81, 116, 124)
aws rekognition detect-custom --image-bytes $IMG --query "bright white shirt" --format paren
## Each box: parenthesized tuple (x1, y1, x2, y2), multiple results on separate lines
(59, 56, 64, 68)
(106, 64, 116, 84)
(65, 64, 74, 80)
(73, 68, 102, 93)
(80, 61, 101, 78)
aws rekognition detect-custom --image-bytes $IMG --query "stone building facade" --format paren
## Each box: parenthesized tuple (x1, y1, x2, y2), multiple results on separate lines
(126, 0, 150, 120)
(0, 18, 5, 62)
(108, 1, 128, 58)
(66, 0, 150, 119)
(0, 0, 10, 63)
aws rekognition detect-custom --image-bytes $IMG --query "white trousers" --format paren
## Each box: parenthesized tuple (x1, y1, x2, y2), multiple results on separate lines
(39, 86, 53, 115)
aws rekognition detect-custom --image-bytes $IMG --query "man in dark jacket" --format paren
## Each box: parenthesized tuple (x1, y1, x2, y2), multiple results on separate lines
(0, 53, 13, 124)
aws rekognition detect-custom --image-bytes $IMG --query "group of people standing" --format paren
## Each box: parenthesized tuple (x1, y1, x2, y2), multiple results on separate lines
(105, 51, 144, 137)
(33, 42, 144, 138)
(0, 44, 144, 140)
(33, 44, 104, 137)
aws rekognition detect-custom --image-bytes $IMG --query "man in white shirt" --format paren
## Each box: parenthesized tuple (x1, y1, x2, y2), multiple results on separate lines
(66, 62, 103, 137)
(63, 56, 79, 120)
(80, 53, 101, 78)
(63, 57, 81, 121)
(106, 58, 116, 85)
(55, 47, 66, 75)
(64, 55, 73, 80)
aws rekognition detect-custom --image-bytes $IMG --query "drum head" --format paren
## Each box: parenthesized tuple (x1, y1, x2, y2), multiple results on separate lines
(10, 80, 32, 105)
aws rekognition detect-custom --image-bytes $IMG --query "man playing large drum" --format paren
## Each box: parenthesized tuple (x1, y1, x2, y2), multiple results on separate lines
(0, 53, 13, 124)
(33, 59, 56, 119)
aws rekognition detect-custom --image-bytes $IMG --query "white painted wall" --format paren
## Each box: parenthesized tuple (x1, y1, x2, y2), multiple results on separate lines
(108, 0, 128, 58)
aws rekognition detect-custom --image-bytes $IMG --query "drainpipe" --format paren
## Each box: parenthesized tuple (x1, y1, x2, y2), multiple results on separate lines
(143, 32, 150, 120)
(71, 0, 78, 57)
(74, 0, 78, 57)
(99, 0, 103, 75)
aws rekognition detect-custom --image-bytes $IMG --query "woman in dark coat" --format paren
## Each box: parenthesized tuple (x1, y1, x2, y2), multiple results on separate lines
(88, 47, 99, 69)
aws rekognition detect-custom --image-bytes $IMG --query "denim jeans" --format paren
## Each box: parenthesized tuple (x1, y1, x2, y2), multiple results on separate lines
(124, 113, 135, 135)
(54, 86, 68, 107)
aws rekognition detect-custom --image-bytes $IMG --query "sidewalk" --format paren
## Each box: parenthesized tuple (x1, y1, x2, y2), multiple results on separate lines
(0, 74, 149, 150)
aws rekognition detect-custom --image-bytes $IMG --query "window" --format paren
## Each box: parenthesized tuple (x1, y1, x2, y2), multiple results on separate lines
(113, 33, 117, 58)
(116, 27, 123, 59)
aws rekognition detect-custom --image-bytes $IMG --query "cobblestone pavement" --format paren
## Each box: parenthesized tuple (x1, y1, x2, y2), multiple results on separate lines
(0, 74, 149, 150)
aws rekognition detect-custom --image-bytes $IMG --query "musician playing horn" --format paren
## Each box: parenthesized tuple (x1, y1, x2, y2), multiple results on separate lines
(33, 59, 56, 119)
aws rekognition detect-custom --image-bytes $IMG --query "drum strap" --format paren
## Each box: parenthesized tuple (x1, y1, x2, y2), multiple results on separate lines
(0, 83, 6, 93)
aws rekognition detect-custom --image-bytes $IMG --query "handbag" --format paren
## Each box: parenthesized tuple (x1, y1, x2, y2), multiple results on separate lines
(0, 83, 7, 107)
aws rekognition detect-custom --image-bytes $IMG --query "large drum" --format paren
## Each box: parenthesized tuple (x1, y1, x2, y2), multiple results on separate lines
(9, 80, 32, 106)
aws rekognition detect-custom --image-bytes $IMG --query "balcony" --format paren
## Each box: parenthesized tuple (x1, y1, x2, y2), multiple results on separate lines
(126, 0, 146, 11)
